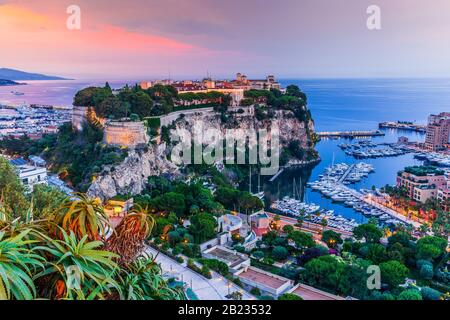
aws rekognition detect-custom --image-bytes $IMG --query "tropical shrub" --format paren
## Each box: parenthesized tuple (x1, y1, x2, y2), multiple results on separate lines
(397, 289, 422, 300)
(34, 229, 120, 300)
(0, 230, 44, 300)
(106, 207, 155, 265)
(421, 287, 442, 300)
(49, 194, 109, 241)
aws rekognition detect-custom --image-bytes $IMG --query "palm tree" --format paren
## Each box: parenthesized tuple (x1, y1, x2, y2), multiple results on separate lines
(0, 230, 44, 300)
(49, 193, 110, 241)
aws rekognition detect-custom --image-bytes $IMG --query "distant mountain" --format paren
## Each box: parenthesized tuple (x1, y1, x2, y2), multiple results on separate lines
(0, 79, 25, 86)
(0, 68, 69, 80)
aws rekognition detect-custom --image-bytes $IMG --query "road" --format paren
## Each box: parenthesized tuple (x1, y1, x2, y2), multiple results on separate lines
(146, 246, 255, 301)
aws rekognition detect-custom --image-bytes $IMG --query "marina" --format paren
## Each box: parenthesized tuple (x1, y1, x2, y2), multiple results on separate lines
(270, 196, 359, 233)
(316, 130, 385, 138)
(379, 121, 427, 133)
(338, 140, 414, 159)
(415, 152, 450, 167)
(306, 162, 414, 228)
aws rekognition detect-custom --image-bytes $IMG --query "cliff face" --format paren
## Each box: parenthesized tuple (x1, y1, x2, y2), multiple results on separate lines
(87, 143, 178, 200)
(174, 109, 313, 150)
(87, 109, 315, 200)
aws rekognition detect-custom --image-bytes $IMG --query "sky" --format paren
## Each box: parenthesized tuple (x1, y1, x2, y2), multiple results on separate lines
(1, 0, 450, 80)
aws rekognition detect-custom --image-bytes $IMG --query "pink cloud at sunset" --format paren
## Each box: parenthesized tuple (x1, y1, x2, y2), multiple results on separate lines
(2, 0, 450, 79)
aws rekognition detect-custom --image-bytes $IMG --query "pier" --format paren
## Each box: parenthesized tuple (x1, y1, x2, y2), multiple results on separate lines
(338, 164, 355, 183)
(379, 121, 426, 133)
(269, 168, 285, 182)
(317, 130, 385, 138)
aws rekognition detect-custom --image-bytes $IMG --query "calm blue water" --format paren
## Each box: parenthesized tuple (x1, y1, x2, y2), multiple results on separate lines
(2, 78, 446, 221)
(265, 78, 450, 221)
(258, 130, 425, 223)
(280, 78, 450, 131)
(0, 80, 132, 107)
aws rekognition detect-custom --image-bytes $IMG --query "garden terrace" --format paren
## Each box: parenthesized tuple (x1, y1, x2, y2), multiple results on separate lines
(402, 166, 445, 176)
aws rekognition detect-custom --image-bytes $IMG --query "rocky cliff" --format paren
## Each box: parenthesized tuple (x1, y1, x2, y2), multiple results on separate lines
(87, 108, 315, 200)
(87, 143, 178, 201)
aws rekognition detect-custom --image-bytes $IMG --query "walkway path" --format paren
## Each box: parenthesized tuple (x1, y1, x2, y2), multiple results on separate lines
(344, 187, 422, 228)
(338, 164, 355, 184)
(146, 246, 255, 301)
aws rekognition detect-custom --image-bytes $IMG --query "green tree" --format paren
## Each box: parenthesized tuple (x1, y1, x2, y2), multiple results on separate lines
(157, 192, 186, 217)
(416, 236, 447, 261)
(365, 243, 388, 265)
(188, 212, 217, 244)
(0, 157, 28, 217)
(380, 260, 409, 289)
(272, 246, 289, 261)
(288, 230, 315, 249)
(398, 289, 422, 300)
(421, 287, 442, 300)
(353, 223, 383, 243)
(303, 255, 345, 292)
(419, 263, 434, 280)
(283, 225, 294, 235)
(321, 230, 343, 249)
(278, 293, 303, 300)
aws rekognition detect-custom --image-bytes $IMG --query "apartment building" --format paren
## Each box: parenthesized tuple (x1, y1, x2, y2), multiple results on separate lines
(397, 166, 446, 203)
(425, 112, 450, 151)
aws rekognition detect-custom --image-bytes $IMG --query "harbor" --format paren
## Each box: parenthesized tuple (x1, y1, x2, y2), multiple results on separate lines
(259, 128, 426, 229)
(270, 196, 359, 233)
(379, 121, 427, 133)
(338, 140, 414, 159)
(306, 162, 412, 228)
(316, 130, 385, 138)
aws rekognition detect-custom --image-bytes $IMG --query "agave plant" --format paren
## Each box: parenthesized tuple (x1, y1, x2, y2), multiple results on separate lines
(49, 194, 110, 241)
(105, 207, 155, 266)
(0, 230, 44, 300)
(117, 253, 185, 300)
(34, 229, 120, 300)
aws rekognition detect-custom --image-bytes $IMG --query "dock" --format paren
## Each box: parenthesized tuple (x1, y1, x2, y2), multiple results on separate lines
(317, 130, 385, 138)
(379, 122, 426, 133)
(269, 168, 285, 182)
(338, 164, 355, 183)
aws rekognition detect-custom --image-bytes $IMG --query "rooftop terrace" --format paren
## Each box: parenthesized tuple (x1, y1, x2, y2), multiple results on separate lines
(237, 267, 291, 290)
(291, 284, 345, 301)
(204, 246, 248, 268)
(401, 166, 445, 177)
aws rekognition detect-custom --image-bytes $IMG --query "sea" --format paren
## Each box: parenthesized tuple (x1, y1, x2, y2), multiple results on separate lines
(2, 78, 450, 222)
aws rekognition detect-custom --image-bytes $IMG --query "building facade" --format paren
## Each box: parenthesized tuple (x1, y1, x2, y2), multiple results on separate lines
(425, 112, 450, 151)
(397, 166, 447, 203)
(10, 158, 47, 192)
(103, 121, 149, 147)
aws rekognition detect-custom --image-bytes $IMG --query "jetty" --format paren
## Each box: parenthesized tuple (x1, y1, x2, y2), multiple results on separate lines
(379, 121, 426, 133)
(338, 164, 355, 183)
(317, 130, 385, 138)
(269, 168, 285, 182)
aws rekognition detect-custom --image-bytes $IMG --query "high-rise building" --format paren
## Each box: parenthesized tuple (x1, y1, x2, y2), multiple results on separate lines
(425, 112, 450, 151)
